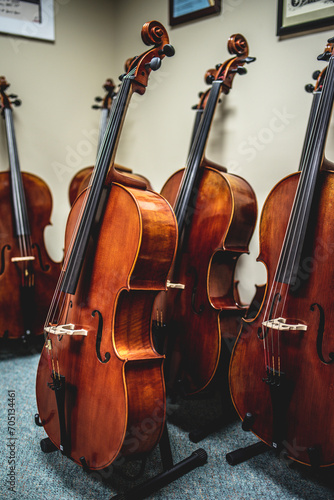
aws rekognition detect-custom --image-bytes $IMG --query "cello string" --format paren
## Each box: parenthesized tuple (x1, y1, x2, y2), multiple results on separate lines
(174, 81, 221, 229)
(262, 56, 334, 374)
(85, 93, 118, 191)
(46, 72, 135, 373)
(173, 85, 214, 222)
(5, 107, 32, 287)
(44, 70, 134, 348)
(278, 56, 334, 312)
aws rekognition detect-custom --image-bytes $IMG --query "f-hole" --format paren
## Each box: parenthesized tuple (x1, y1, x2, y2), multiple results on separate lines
(0, 244, 11, 275)
(310, 302, 334, 364)
(92, 309, 110, 363)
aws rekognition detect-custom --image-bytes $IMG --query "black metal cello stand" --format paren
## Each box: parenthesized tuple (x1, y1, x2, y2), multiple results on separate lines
(226, 441, 271, 466)
(35, 413, 207, 500)
(111, 423, 207, 500)
(225, 412, 271, 466)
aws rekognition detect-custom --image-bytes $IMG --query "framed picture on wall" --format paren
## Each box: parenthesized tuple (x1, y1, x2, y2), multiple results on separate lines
(169, 0, 221, 26)
(0, 0, 54, 41)
(277, 0, 334, 36)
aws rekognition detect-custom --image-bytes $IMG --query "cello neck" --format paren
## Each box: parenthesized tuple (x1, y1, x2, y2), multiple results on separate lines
(4, 107, 31, 237)
(173, 80, 222, 235)
(59, 20, 175, 297)
(298, 90, 322, 172)
(60, 70, 134, 295)
(188, 105, 205, 152)
(276, 55, 334, 286)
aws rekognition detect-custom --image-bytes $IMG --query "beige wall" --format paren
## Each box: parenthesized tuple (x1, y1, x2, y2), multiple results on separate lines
(1, 0, 334, 303)
(0, 0, 116, 262)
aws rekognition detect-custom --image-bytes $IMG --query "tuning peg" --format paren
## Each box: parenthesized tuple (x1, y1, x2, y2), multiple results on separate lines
(236, 66, 247, 75)
(240, 56, 256, 64)
(92, 105, 101, 109)
(206, 74, 215, 84)
(215, 64, 221, 70)
(312, 70, 321, 80)
(191, 104, 198, 109)
(305, 84, 314, 93)
(12, 99, 21, 106)
(94, 96, 103, 102)
(317, 51, 331, 61)
(328, 36, 334, 43)
(146, 57, 161, 71)
(159, 44, 175, 57)
(9, 93, 18, 99)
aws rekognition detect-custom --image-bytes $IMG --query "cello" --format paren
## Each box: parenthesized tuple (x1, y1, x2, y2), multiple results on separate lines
(68, 78, 152, 205)
(36, 21, 177, 470)
(229, 37, 334, 467)
(156, 34, 257, 396)
(0, 77, 61, 343)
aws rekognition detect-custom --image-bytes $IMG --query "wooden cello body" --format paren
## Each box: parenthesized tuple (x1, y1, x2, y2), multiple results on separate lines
(36, 21, 177, 470)
(36, 182, 177, 467)
(161, 169, 256, 394)
(0, 77, 61, 341)
(229, 39, 334, 467)
(158, 35, 257, 396)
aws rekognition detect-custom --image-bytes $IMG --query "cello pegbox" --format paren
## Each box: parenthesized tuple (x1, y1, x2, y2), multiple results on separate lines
(209, 34, 255, 94)
(126, 21, 174, 94)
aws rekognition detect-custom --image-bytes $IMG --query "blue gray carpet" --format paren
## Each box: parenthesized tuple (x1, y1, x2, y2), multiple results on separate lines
(0, 349, 333, 499)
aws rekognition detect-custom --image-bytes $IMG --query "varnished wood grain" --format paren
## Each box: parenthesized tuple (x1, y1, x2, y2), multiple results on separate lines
(36, 182, 177, 469)
(0, 172, 61, 339)
(229, 170, 334, 466)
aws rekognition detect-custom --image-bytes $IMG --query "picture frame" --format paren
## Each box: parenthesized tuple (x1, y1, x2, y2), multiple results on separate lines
(277, 0, 334, 37)
(169, 0, 221, 27)
(0, 0, 55, 41)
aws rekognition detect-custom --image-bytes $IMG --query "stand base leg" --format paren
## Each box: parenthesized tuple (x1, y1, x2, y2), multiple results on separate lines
(40, 437, 58, 454)
(111, 448, 207, 500)
(226, 441, 270, 465)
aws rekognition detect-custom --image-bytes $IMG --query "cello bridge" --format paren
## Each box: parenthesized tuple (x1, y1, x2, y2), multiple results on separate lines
(262, 317, 307, 331)
(44, 323, 88, 336)
(11, 256, 35, 262)
(167, 280, 185, 289)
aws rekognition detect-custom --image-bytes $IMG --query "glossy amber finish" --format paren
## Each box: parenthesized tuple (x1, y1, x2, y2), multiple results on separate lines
(36, 181, 177, 469)
(37, 20, 176, 470)
(0, 172, 61, 339)
(229, 169, 334, 466)
(69, 165, 153, 206)
(161, 167, 257, 394)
